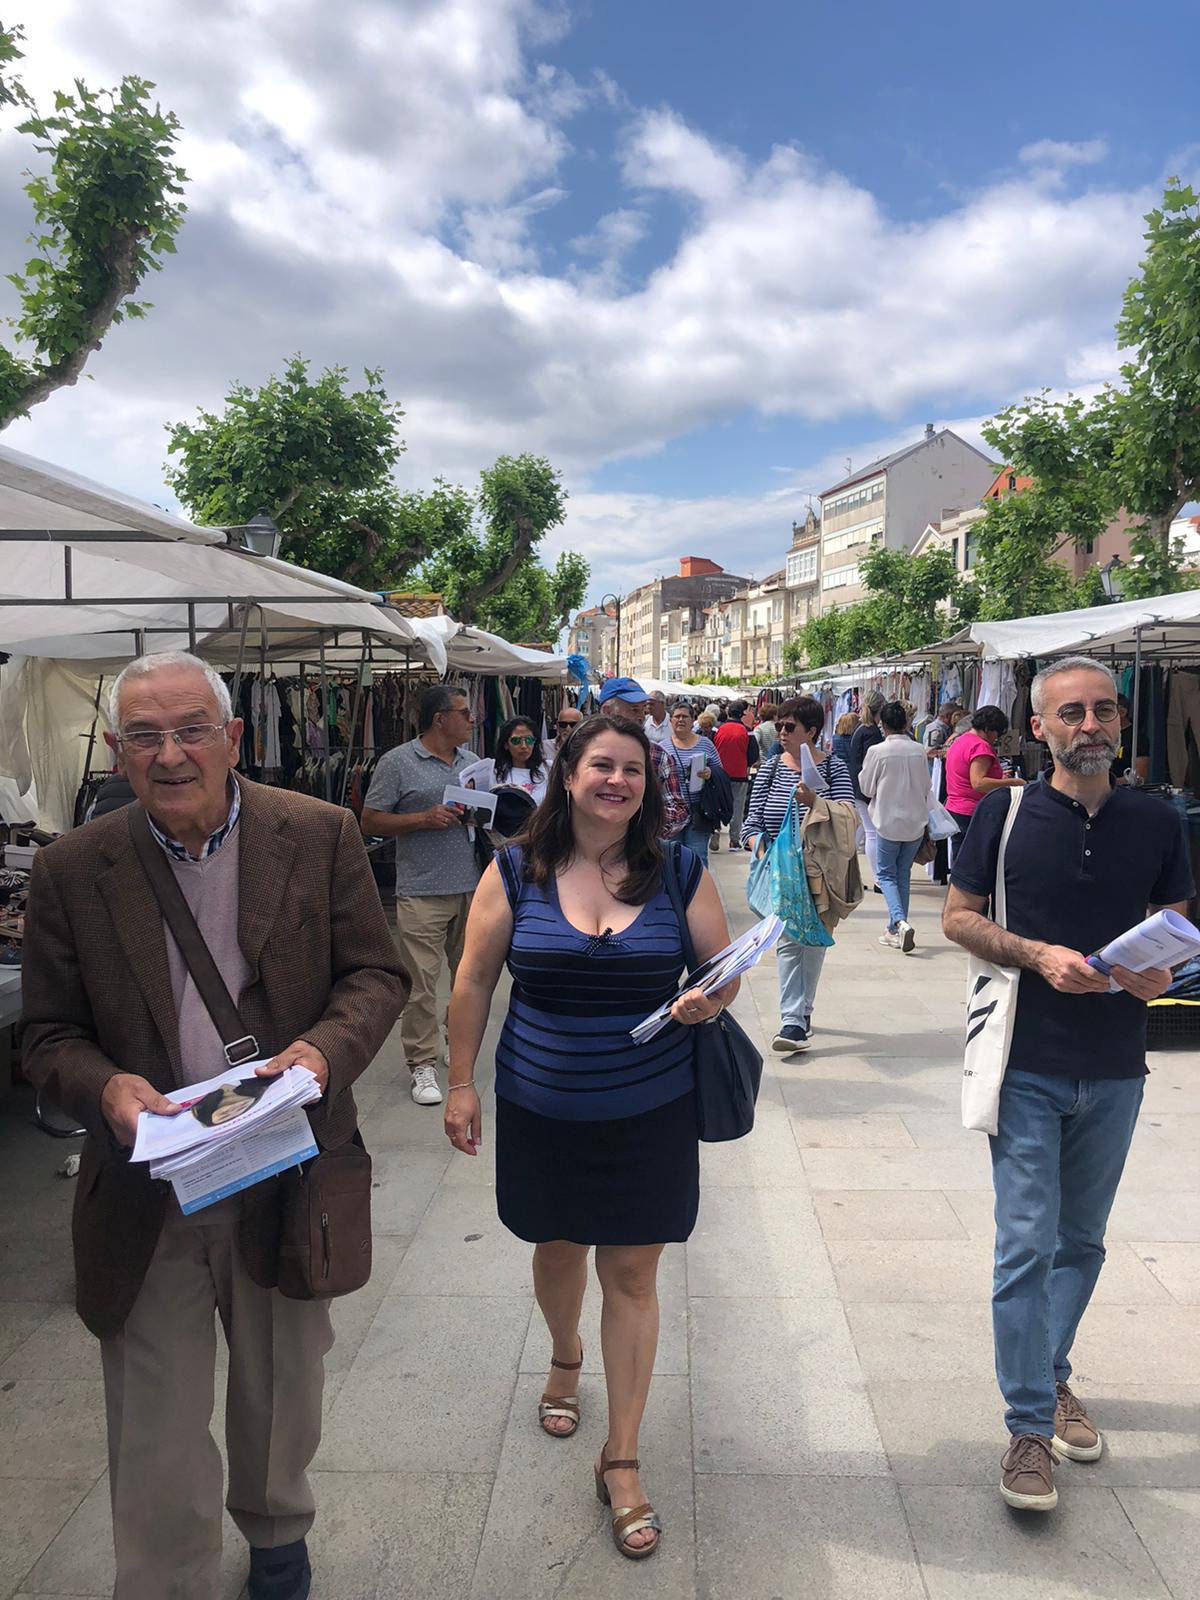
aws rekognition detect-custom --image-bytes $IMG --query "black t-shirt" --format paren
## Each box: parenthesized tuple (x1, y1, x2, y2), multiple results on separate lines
(951, 777, 1194, 1079)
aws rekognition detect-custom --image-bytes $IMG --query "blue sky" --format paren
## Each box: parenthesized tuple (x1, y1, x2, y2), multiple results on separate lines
(2, 0, 1195, 607)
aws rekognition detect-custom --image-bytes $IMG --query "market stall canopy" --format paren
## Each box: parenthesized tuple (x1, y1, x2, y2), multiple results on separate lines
(951, 589, 1200, 661)
(0, 441, 439, 668)
(406, 614, 568, 679)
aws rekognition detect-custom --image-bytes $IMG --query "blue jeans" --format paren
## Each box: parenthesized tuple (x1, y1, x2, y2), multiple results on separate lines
(875, 834, 923, 932)
(683, 821, 711, 863)
(776, 934, 826, 1028)
(990, 1068, 1144, 1437)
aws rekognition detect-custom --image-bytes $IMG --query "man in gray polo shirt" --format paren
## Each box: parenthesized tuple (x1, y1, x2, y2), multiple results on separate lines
(361, 684, 480, 1105)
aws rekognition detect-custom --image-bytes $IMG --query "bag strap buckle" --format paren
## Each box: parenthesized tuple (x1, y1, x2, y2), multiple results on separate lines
(223, 1035, 260, 1066)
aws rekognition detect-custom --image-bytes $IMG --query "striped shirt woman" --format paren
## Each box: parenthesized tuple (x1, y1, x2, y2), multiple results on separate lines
(741, 695, 854, 1055)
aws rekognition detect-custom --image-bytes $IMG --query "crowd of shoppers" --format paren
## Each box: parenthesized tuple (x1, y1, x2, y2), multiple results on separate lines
(14, 651, 1189, 1595)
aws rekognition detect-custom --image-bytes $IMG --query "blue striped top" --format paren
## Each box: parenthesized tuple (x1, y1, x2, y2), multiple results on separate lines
(741, 751, 855, 846)
(493, 844, 703, 1121)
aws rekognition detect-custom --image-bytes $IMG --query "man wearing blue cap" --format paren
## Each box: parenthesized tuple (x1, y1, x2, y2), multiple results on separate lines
(597, 677, 689, 838)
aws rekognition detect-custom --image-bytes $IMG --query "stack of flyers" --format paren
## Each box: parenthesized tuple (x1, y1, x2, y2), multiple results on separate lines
(630, 914, 785, 1044)
(130, 1063, 323, 1214)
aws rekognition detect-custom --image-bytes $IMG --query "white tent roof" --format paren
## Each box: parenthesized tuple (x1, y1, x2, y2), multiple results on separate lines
(948, 589, 1200, 661)
(407, 615, 568, 680)
(0, 441, 441, 669)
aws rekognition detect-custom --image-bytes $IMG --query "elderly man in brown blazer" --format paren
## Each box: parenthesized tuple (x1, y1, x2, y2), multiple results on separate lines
(20, 651, 408, 1600)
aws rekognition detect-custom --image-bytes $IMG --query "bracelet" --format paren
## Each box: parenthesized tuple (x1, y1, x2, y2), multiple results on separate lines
(447, 1080, 476, 1093)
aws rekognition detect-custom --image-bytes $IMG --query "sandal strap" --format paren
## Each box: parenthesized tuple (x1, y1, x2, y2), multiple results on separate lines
(613, 1504, 660, 1539)
(550, 1354, 583, 1371)
(603, 1457, 639, 1472)
(538, 1398, 580, 1419)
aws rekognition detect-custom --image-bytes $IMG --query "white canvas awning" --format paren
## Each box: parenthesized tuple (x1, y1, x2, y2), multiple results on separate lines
(952, 590, 1200, 661)
(407, 615, 569, 680)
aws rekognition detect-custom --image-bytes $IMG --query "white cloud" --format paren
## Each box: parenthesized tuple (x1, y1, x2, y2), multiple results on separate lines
(0, 3, 1163, 609)
(1019, 138, 1109, 168)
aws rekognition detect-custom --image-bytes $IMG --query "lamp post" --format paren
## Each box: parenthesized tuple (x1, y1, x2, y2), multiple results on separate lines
(225, 510, 283, 560)
(599, 592, 621, 677)
(1099, 554, 1125, 602)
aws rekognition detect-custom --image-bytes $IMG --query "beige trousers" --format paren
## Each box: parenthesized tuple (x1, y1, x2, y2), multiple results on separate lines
(393, 891, 473, 1066)
(100, 1199, 333, 1600)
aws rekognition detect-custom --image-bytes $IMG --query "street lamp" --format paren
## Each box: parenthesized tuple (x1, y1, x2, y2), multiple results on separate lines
(225, 510, 283, 560)
(598, 592, 621, 676)
(1099, 555, 1125, 602)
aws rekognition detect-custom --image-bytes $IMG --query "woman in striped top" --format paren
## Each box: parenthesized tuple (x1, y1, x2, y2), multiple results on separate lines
(444, 715, 738, 1560)
(742, 694, 855, 1054)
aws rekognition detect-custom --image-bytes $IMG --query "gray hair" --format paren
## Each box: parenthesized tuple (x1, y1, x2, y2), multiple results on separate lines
(1030, 655, 1118, 715)
(109, 651, 232, 730)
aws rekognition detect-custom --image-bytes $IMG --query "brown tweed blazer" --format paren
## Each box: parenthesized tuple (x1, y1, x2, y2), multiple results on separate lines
(19, 774, 410, 1339)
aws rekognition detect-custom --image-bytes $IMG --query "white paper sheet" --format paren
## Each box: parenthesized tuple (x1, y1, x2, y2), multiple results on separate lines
(1088, 908, 1200, 991)
(130, 1064, 320, 1164)
(631, 915, 785, 1043)
(800, 743, 829, 792)
(168, 1106, 318, 1215)
(687, 752, 705, 794)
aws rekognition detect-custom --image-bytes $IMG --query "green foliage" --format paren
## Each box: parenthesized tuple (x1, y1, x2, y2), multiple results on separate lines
(971, 180, 1200, 612)
(418, 455, 578, 637)
(0, 23, 186, 423)
(165, 357, 423, 588)
(166, 360, 584, 631)
(784, 545, 966, 669)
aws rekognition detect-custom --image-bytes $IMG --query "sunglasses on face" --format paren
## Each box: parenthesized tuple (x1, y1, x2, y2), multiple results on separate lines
(556, 719, 579, 731)
(508, 734, 536, 745)
(1053, 701, 1120, 726)
(778, 720, 799, 734)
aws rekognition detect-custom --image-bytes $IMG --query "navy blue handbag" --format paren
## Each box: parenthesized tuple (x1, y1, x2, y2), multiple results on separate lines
(661, 843, 763, 1143)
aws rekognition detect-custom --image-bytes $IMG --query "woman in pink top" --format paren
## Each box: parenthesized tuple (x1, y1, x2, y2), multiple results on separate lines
(944, 704, 1025, 854)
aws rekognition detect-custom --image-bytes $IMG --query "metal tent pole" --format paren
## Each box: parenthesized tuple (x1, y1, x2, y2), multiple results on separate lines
(319, 637, 332, 802)
(1131, 624, 1143, 779)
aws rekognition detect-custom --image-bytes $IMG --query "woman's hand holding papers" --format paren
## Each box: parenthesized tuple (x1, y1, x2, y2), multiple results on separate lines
(670, 984, 729, 1027)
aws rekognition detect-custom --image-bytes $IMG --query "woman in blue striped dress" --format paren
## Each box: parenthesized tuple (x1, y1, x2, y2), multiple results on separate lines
(444, 715, 739, 1560)
(742, 694, 855, 1054)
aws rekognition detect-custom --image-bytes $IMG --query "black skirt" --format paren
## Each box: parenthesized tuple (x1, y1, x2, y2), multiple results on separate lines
(495, 1090, 700, 1246)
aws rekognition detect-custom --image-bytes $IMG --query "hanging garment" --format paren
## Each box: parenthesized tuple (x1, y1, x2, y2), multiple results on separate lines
(1167, 670, 1200, 786)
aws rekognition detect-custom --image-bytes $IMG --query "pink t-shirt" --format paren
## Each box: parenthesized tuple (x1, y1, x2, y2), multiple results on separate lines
(945, 732, 1002, 816)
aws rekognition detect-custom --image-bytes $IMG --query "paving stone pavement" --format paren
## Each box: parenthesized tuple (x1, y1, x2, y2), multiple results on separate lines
(2, 846, 1198, 1598)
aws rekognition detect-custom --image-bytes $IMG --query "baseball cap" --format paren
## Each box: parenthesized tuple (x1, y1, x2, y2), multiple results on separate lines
(597, 676, 650, 707)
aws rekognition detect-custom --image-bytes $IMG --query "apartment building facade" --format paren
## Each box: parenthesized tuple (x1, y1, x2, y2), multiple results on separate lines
(784, 508, 821, 635)
(912, 467, 1135, 586)
(817, 426, 997, 610)
(618, 557, 748, 679)
(567, 604, 618, 678)
(724, 570, 789, 684)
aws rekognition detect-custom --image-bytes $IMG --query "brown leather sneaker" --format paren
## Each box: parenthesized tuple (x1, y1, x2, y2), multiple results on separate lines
(1053, 1381, 1103, 1461)
(1000, 1433, 1058, 1510)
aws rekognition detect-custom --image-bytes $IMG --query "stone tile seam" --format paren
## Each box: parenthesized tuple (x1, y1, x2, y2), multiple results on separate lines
(1112, 1485, 1184, 1599)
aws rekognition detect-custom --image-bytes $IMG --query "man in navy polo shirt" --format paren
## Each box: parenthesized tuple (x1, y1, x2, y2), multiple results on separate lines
(944, 656, 1193, 1513)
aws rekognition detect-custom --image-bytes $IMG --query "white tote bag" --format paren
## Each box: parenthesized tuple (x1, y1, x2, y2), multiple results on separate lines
(961, 785, 1025, 1135)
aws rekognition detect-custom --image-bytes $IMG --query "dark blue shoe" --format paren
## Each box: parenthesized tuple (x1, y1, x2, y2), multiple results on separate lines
(771, 1023, 810, 1053)
(248, 1540, 311, 1600)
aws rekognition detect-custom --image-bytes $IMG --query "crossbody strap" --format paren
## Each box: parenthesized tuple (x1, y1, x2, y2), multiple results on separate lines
(992, 784, 1025, 932)
(661, 842, 701, 975)
(128, 805, 260, 1066)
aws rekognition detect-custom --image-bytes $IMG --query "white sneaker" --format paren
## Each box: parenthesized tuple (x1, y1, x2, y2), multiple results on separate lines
(410, 1063, 443, 1105)
(897, 920, 916, 954)
(878, 931, 902, 949)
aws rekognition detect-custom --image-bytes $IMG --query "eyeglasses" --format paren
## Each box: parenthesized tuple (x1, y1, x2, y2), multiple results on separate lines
(508, 734, 536, 745)
(1053, 701, 1121, 726)
(118, 723, 227, 753)
(556, 719, 580, 730)
(778, 720, 799, 734)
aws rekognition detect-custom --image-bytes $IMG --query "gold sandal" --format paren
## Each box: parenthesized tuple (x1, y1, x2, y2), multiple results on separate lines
(537, 1342, 583, 1439)
(594, 1443, 662, 1560)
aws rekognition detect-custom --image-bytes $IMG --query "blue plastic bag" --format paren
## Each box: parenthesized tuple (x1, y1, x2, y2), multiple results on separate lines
(770, 793, 834, 947)
(747, 838, 773, 918)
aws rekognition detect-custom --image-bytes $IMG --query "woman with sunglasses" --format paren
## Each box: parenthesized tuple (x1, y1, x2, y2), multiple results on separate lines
(494, 716, 549, 804)
(743, 695, 856, 1053)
